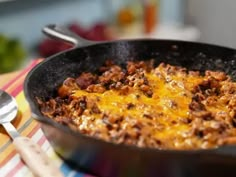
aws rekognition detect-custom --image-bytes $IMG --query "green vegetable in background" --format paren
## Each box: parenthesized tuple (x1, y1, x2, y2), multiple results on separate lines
(0, 35, 26, 73)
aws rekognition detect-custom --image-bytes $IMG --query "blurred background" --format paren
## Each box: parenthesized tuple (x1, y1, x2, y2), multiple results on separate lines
(0, 0, 235, 73)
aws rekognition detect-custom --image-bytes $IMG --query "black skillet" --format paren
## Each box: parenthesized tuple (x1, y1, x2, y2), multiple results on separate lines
(24, 24, 236, 177)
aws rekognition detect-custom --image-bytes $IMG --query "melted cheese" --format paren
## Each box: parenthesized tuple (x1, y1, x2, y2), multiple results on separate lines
(72, 66, 206, 149)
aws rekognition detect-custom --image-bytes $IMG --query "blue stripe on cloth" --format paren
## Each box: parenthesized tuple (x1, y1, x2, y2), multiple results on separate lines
(60, 162, 85, 177)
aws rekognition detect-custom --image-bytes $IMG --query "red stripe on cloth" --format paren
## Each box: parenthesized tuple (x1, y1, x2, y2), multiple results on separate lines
(27, 124, 41, 138)
(4, 130, 48, 177)
(11, 84, 23, 97)
(5, 160, 24, 177)
(1, 60, 40, 91)
(37, 135, 47, 146)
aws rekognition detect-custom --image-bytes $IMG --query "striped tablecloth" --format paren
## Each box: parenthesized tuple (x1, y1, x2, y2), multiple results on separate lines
(0, 59, 94, 177)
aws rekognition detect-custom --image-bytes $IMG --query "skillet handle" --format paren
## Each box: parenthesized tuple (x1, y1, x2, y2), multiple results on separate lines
(42, 24, 95, 47)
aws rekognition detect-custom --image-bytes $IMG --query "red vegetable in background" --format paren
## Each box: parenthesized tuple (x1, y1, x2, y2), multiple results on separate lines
(38, 39, 72, 57)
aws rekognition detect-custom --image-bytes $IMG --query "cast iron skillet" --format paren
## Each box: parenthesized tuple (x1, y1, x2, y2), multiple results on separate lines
(24, 24, 236, 177)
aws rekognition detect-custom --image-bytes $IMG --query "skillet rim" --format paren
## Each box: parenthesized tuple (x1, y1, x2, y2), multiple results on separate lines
(23, 38, 236, 155)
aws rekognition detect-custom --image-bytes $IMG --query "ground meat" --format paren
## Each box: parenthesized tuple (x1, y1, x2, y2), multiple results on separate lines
(91, 103, 101, 114)
(76, 73, 97, 89)
(86, 84, 106, 93)
(205, 70, 227, 81)
(37, 60, 236, 150)
(189, 100, 206, 111)
(193, 77, 220, 95)
(126, 103, 135, 109)
(119, 85, 132, 95)
(99, 65, 125, 86)
(58, 78, 78, 97)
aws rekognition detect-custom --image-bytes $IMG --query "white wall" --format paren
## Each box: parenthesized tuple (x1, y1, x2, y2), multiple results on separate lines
(187, 0, 236, 48)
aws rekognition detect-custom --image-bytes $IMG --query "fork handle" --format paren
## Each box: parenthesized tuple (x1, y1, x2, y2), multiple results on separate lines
(13, 136, 64, 177)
